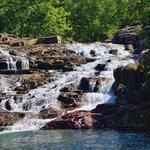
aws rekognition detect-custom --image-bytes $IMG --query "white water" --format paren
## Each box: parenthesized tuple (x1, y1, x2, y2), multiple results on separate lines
(0, 42, 135, 131)
(0, 48, 29, 70)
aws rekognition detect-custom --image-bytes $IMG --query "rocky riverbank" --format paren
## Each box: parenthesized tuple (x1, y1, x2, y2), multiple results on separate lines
(0, 27, 149, 132)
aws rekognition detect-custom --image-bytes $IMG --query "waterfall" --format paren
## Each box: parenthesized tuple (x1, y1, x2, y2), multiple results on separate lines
(0, 48, 29, 70)
(0, 42, 135, 131)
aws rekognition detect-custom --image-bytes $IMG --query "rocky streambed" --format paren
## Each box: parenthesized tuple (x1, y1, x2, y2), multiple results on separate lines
(0, 32, 149, 132)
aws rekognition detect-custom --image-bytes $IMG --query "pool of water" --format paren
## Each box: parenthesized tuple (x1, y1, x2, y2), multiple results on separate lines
(0, 130, 150, 150)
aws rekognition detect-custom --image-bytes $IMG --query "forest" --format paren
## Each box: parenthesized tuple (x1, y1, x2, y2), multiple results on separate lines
(0, 0, 149, 42)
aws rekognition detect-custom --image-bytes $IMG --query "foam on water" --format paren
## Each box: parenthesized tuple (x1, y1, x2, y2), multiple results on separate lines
(0, 48, 29, 70)
(0, 42, 136, 131)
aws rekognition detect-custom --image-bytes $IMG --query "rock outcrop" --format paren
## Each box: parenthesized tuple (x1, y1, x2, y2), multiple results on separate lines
(41, 111, 93, 129)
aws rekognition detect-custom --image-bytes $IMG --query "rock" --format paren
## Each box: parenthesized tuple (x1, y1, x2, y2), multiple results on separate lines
(60, 84, 75, 92)
(136, 80, 150, 102)
(37, 61, 73, 71)
(93, 80, 100, 92)
(41, 111, 93, 130)
(90, 50, 96, 57)
(125, 44, 134, 53)
(78, 77, 90, 92)
(38, 107, 59, 119)
(57, 92, 82, 108)
(23, 101, 32, 111)
(9, 50, 18, 56)
(62, 49, 76, 55)
(25, 39, 38, 46)
(106, 59, 111, 63)
(10, 40, 24, 47)
(112, 63, 143, 100)
(94, 64, 106, 71)
(0, 70, 32, 75)
(91, 104, 117, 115)
(36, 36, 61, 44)
(109, 49, 118, 55)
(5, 100, 11, 110)
(57, 95, 76, 106)
(16, 60, 22, 70)
(0, 61, 8, 70)
(14, 74, 44, 93)
(0, 111, 25, 127)
(113, 26, 139, 48)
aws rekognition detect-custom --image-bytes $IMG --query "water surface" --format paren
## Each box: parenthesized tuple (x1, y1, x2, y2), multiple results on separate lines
(0, 130, 150, 150)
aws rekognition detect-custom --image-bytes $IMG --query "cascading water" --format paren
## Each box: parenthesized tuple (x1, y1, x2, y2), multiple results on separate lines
(0, 42, 136, 131)
(0, 48, 29, 70)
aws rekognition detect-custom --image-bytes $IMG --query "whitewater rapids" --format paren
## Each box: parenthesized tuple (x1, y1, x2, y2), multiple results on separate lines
(0, 42, 135, 131)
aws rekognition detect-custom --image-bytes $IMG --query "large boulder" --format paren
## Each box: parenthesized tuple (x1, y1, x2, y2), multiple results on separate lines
(113, 26, 139, 48)
(112, 63, 143, 102)
(41, 111, 93, 130)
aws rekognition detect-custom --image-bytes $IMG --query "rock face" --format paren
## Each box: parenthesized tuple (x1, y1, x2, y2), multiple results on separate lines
(0, 111, 25, 131)
(113, 26, 139, 48)
(112, 63, 143, 102)
(41, 111, 93, 130)
(111, 63, 150, 130)
(113, 26, 146, 54)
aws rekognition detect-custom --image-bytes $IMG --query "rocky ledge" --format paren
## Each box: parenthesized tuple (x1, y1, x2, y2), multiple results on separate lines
(41, 50, 150, 131)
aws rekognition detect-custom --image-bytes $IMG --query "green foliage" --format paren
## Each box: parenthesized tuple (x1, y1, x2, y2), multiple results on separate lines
(0, 0, 71, 37)
(0, 0, 149, 41)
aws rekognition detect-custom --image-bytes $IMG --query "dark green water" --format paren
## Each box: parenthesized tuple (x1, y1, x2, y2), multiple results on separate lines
(0, 130, 150, 150)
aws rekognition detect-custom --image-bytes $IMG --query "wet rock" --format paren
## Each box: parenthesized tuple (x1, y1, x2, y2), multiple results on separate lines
(41, 111, 93, 130)
(125, 44, 134, 53)
(23, 101, 32, 111)
(16, 60, 22, 70)
(90, 50, 96, 57)
(106, 59, 111, 63)
(94, 64, 106, 71)
(93, 80, 100, 92)
(0, 70, 32, 75)
(112, 63, 143, 100)
(36, 36, 61, 44)
(0, 61, 8, 70)
(14, 74, 45, 93)
(78, 77, 90, 92)
(91, 104, 117, 115)
(62, 49, 76, 55)
(109, 49, 118, 55)
(57, 92, 82, 108)
(60, 84, 75, 92)
(38, 107, 59, 119)
(135, 80, 150, 102)
(5, 100, 11, 111)
(9, 50, 18, 56)
(37, 61, 73, 71)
